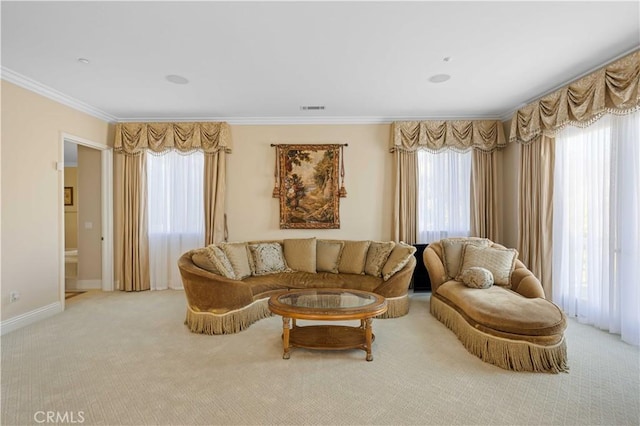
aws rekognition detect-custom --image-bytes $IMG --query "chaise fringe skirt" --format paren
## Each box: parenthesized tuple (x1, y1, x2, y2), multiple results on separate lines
(430, 295, 568, 373)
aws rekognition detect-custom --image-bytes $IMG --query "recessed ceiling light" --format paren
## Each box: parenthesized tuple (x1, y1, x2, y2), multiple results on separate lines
(166, 75, 189, 85)
(77, 58, 90, 64)
(429, 74, 451, 83)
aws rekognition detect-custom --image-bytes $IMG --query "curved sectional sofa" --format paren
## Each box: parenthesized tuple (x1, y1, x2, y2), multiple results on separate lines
(179, 237, 416, 335)
(424, 237, 568, 373)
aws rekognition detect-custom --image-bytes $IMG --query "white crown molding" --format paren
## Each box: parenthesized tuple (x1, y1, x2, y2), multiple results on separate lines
(0, 302, 62, 336)
(1, 67, 118, 123)
(117, 114, 502, 125)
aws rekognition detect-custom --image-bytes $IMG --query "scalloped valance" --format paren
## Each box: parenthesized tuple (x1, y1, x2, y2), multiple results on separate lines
(390, 120, 506, 153)
(114, 122, 232, 155)
(510, 50, 640, 144)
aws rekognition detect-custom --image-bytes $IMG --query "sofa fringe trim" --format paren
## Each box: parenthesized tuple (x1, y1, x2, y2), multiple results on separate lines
(377, 294, 410, 319)
(430, 296, 568, 373)
(185, 298, 273, 335)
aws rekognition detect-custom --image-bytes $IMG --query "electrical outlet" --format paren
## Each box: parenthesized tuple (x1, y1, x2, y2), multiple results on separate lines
(9, 291, 20, 303)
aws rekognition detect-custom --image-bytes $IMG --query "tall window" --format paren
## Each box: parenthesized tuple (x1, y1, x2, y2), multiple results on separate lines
(417, 150, 472, 243)
(147, 150, 205, 290)
(553, 111, 640, 345)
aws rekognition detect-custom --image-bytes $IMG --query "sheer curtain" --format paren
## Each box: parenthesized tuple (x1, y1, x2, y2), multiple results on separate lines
(147, 150, 205, 290)
(417, 150, 472, 243)
(553, 111, 640, 345)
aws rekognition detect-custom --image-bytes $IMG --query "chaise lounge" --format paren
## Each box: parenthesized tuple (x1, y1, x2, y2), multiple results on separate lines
(423, 237, 568, 373)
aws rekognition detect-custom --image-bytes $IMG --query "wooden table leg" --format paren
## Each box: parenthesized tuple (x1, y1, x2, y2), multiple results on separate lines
(364, 317, 373, 361)
(282, 316, 291, 360)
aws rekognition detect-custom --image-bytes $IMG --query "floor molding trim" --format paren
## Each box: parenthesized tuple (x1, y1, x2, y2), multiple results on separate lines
(0, 302, 63, 336)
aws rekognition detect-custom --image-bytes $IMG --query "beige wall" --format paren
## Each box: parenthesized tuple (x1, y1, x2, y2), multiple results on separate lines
(227, 124, 393, 242)
(0, 76, 523, 325)
(64, 167, 78, 249)
(77, 146, 102, 281)
(1, 80, 110, 321)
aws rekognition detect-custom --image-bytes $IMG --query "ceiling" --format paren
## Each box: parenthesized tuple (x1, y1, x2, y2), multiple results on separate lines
(2, 1, 639, 124)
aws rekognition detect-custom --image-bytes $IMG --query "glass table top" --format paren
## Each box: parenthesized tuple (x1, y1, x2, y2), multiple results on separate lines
(276, 289, 379, 309)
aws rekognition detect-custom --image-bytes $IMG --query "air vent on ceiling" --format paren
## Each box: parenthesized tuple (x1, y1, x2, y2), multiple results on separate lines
(300, 105, 326, 111)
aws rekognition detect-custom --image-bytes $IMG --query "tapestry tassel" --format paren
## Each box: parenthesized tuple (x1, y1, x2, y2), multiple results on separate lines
(339, 144, 347, 198)
(272, 146, 280, 198)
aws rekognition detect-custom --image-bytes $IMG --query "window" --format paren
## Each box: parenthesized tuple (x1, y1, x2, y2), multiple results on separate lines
(553, 111, 640, 345)
(147, 150, 205, 290)
(417, 150, 472, 243)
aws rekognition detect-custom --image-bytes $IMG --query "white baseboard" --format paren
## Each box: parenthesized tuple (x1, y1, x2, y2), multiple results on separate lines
(0, 302, 63, 336)
(67, 279, 101, 291)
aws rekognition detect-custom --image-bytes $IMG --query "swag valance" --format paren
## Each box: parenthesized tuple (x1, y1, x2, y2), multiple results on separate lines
(510, 50, 640, 144)
(114, 122, 232, 155)
(390, 120, 506, 153)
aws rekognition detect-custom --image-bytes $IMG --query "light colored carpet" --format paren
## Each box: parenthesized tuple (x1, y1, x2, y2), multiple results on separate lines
(1, 290, 638, 426)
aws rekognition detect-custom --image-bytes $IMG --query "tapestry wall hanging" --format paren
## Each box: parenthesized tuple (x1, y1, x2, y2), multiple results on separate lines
(272, 144, 347, 229)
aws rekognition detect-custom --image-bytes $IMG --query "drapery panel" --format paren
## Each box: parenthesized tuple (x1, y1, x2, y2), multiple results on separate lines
(518, 136, 555, 298)
(391, 119, 505, 245)
(392, 150, 417, 244)
(114, 152, 150, 292)
(470, 150, 500, 242)
(114, 122, 232, 155)
(390, 120, 506, 153)
(510, 50, 640, 144)
(204, 151, 227, 245)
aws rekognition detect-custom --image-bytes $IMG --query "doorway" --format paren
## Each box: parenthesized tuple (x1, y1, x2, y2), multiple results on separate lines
(59, 133, 113, 309)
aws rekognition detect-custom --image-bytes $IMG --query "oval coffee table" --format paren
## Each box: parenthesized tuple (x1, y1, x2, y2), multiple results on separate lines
(268, 288, 388, 361)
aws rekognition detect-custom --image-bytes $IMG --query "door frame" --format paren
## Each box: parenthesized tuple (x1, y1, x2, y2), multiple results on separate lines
(59, 133, 114, 308)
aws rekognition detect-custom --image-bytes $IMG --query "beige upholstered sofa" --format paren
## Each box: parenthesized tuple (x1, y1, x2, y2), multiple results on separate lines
(179, 237, 416, 335)
(423, 238, 568, 373)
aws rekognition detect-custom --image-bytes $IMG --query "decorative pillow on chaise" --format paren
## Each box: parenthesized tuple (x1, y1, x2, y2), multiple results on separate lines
(316, 240, 345, 274)
(456, 244, 518, 287)
(248, 242, 289, 276)
(441, 237, 492, 279)
(283, 238, 317, 273)
(364, 241, 396, 277)
(381, 242, 416, 281)
(460, 267, 494, 289)
(338, 240, 371, 275)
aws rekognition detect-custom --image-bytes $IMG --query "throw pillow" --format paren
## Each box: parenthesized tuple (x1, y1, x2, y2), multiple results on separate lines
(460, 267, 494, 289)
(219, 242, 253, 280)
(381, 242, 417, 281)
(456, 244, 518, 287)
(441, 237, 491, 279)
(283, 238, 317, 273)
(248, 243, 289, 276)
(191, 246, 236, 280)
(316, 240, 345, 274)
(191, 248, 219, 273)
(338, 240, 371, 275)
(364, 241, 396, 277)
